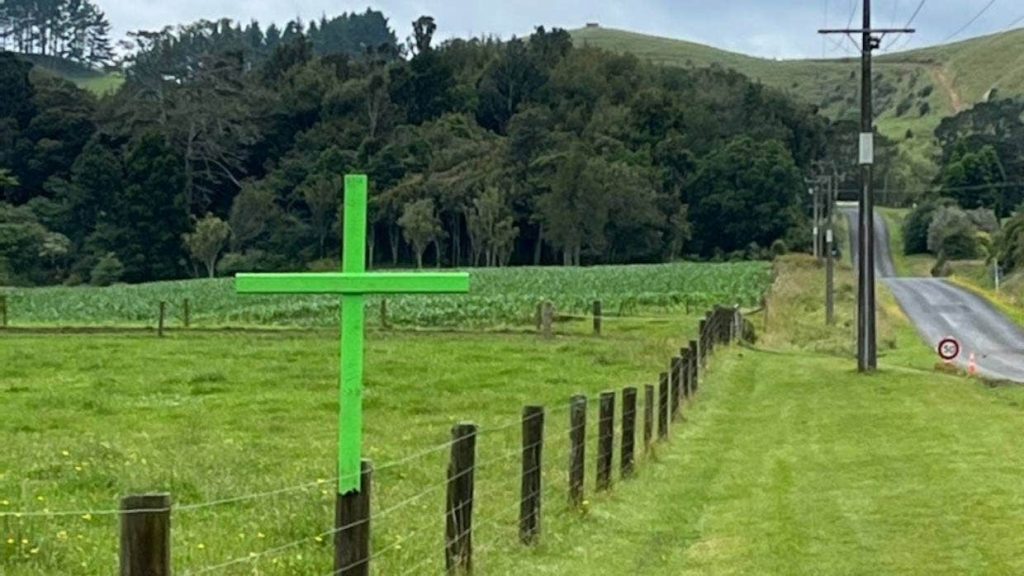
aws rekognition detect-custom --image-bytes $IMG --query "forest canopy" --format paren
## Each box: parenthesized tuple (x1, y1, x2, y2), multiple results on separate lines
(0, 8, 831, 286)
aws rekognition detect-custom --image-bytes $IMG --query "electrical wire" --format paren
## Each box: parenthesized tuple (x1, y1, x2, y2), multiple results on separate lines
(885, 0, 927, 51)
(942, 0, 998, 43)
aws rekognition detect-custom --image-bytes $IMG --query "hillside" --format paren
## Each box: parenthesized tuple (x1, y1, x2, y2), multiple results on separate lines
(571, 26, 1024, 165)
(16, 53, 122, 95)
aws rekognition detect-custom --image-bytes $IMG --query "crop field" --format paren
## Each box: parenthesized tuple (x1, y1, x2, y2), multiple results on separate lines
(2, 262, 771, 328)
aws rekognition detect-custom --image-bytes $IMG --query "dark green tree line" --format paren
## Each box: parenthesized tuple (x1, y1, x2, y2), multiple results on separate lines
(1, 12, 832, 286)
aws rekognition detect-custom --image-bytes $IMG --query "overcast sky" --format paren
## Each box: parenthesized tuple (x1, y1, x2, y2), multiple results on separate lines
(104, 1, 1024, 60)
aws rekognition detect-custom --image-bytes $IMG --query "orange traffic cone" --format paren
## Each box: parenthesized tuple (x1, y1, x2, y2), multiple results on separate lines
(968, 352, 977, 377)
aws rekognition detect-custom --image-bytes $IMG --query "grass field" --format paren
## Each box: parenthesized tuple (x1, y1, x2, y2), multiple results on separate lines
(1, 262, 771, 329)
(7, 255, 1024, 574)
(0, 311, 706, 575)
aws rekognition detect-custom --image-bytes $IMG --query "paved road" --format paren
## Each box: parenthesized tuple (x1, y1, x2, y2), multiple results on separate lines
(844, 208, 1024, 382)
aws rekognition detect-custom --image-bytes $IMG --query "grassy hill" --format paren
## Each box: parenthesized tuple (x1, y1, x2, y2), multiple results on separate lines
(571, 26, 1024, 167)
(17, 53, 123, 95)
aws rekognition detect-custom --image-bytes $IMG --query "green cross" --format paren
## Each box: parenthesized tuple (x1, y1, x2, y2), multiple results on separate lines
(235, 175, 470, 493)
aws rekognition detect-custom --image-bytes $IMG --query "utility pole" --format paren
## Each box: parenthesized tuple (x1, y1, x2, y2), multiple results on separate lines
(820, 1, 913, 372)
(825, 171, 836, 326)
(813, 183, 821, 261)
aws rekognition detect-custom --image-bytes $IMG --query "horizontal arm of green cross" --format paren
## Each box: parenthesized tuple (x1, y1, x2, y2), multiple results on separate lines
(235, 272, 470, 295)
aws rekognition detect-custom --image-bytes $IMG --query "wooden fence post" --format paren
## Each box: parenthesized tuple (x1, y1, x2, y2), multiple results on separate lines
(697, 320, 707, 368)
(120, 493, 171, 576)
(643, 385, 654, 452)
(680, 349, 691, 400)
(182, 299, 190, 329)
(568, 395, 586, 508)
(520, 406, 544, 545)
(621, 387, 637, 478)
(446, 424, 477, 573)
(657, 373, 669, 440)
(541, 301, 554, 339)
(593, 300, 602, 335)
(597, 392, 614, 491)
(157, 302, 166, 338)
(704, 312, 714, 357)
(670, 357, 681, 420)
(336, 461, 373, 576)
(535, 302, 543, 331)
(1, 294, 8, 328)
(689, 340, 700, 394)
(380, 298, 389, 329)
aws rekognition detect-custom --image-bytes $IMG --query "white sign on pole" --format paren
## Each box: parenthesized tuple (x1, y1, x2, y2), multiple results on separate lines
(859, 132, 874, 165)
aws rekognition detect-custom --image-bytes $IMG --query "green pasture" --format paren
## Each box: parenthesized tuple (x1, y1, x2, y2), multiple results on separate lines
(6, 255, 1024, 574)
(0, 313, 703, 575)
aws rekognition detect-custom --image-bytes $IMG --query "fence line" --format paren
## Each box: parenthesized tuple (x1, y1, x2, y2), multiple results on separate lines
(7, 304, 749, 575)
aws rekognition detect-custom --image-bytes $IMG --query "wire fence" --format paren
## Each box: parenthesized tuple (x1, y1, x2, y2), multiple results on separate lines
(1, 305, 748, 575)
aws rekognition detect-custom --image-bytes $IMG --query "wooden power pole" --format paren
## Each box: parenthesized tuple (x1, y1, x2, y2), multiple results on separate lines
(820, 0, 913, 372)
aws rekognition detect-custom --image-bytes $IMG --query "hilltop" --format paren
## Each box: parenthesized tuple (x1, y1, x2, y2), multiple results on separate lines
(571, 26, 1024, 164)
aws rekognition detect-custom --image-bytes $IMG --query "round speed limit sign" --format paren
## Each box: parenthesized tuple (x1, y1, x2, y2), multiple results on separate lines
(938, 338, 960, 362)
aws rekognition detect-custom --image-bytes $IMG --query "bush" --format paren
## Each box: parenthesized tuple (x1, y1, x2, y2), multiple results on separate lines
(90, 253, 124, 286)
(939, 229, 979, 260)
(904, 201, 940, 254)
(216, 250, 289, 276)
(895, 98, 914, 117)
(965, 208, 999, 235)
(770, 239, 789, 257)
(928, 206, 978, 259)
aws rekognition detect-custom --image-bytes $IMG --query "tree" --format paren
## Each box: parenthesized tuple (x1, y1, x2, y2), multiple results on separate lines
(108, 133, 189, 282)
(0, 201, 47, 284)
(184, 214, 232, 277)
(997, 212, 1024, 273)
(300, 174, 340, 258)
(688, 137, 804, 257)
(90, 252, 123, 286)
(467, 187, 518, 266)
(903, 200, 942, 255)
(476, 39, 543, 133)
(927, 206, 978, 259)
(0, 0, 113, 65)
(0, 169, 18, 198)
(938, 142, 1005, 213)
(229, 182, 280, 251)
(398, 198, 442, 268)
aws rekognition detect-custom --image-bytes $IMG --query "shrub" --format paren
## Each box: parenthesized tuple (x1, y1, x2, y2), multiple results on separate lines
(895, 98, 914, 117)
(217, 250, 289, 276)
(904, 201, 940, 254)
(770, 239, 789, 257)
(940, 229, 979, 260)
(927, 206, 978, 259)
(965, 208, 999, 235)
(90, 253, 124, 286)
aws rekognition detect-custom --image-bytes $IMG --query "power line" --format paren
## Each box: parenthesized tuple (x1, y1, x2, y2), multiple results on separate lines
(886, 0, 927, 51)
(847, 0, 860, 28)
(942, 0, 998, 43)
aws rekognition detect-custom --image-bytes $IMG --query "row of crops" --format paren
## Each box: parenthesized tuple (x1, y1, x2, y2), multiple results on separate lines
(1, 262, 772, 328)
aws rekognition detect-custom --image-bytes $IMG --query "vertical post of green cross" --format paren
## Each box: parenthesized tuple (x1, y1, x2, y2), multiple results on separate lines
(235, 175, 470, 495)
(340, 174, 367, 494)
